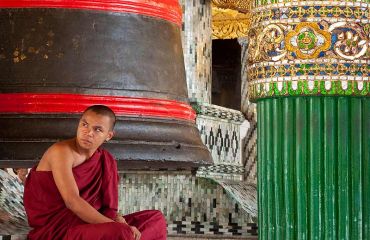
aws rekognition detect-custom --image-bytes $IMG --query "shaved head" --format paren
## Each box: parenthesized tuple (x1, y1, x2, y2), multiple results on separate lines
(82, 105, 116, 130)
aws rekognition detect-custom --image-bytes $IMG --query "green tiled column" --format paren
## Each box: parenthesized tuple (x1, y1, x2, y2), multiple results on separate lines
(257, 97, 370, 239)
(245, 0, 370, 238)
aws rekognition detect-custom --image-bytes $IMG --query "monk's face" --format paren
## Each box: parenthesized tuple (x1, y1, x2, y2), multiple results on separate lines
(76, 110, 114, 150)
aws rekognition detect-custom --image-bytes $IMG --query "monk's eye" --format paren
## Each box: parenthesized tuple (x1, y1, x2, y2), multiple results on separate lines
(95, 128, 102, 132)
(82, 122, 88, 127)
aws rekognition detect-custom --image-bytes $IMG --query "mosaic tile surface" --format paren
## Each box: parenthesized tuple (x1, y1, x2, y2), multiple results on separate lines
(192, 103, 246, 167)
(241, 119, 257, 185)
(195, 168, 258, 218)
(180, 0, 212, 103)
(196, 115, 243, 166)
(212, 180, 257, 218)
(0, 169, 257, 238)
(0, 170, 29, 236)
(240, 37, 258, 185)
(247, 0, 370, 100)
(191, 101, 258, 221)
(168, 236, 257, 240)
(0, 236, 26, 240)
(118, 171, 257, 237)
(197, 164, 245, 181)
(190, 100, 258, 214)
(192, 102, 245, 123)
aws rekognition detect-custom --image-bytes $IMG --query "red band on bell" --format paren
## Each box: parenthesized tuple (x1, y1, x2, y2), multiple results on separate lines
(0, 0, 182, 26)
(0, 93, 196, 121)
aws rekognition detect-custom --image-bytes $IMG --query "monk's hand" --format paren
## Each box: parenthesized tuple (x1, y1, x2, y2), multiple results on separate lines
(114, 215, 127, 224)
(115, 215, 140, 239)
(130, 226, 141, 240)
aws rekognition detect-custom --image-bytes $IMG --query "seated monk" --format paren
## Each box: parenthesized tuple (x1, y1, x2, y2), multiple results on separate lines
(23, 105, 167, 240)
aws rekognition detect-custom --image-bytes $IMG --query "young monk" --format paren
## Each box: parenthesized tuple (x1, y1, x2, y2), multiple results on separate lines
(23, 105, 167, 240)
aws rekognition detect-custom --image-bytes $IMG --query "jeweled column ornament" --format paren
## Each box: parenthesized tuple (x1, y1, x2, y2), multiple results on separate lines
(247, 1, 370, 100)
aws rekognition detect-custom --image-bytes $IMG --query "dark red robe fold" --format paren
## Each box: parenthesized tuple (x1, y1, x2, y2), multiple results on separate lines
(23, 148, 167, 240)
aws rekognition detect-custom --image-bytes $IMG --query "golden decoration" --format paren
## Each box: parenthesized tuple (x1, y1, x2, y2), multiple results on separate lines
(212, 0, 252, 13)
(212, 7, 250, 39)
(329, 22, 368, 60)
(285, 22, 331, 59)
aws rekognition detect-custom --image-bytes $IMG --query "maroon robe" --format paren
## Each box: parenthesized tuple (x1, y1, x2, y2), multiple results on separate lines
(23, 148, 167, 240)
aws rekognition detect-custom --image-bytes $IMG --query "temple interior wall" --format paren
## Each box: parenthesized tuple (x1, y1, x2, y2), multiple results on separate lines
(0, 0, 257, 239)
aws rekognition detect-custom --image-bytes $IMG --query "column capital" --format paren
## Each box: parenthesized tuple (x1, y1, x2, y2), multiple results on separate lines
(247, 0, 370, 101)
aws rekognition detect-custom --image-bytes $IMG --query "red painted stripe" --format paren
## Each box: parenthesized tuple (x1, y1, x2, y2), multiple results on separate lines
(0, 0, 182, 26)
(0, 93, 196, 121)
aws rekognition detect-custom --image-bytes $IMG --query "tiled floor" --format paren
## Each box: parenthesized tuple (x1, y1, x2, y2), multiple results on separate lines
(0, 236, 26, 240)
(168, 235, 258, 240)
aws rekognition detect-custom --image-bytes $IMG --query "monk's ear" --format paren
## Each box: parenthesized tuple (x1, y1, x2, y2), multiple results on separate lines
(106, 130, 114, 142)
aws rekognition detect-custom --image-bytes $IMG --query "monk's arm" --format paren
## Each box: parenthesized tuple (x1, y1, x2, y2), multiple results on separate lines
(49, 146, 114, 224)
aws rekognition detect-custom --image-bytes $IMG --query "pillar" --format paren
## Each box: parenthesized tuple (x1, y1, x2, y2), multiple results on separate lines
(247, 0, 370, 239)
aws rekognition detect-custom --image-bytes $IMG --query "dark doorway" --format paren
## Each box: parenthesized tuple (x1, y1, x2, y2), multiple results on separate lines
(212, 39, 241, 110)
